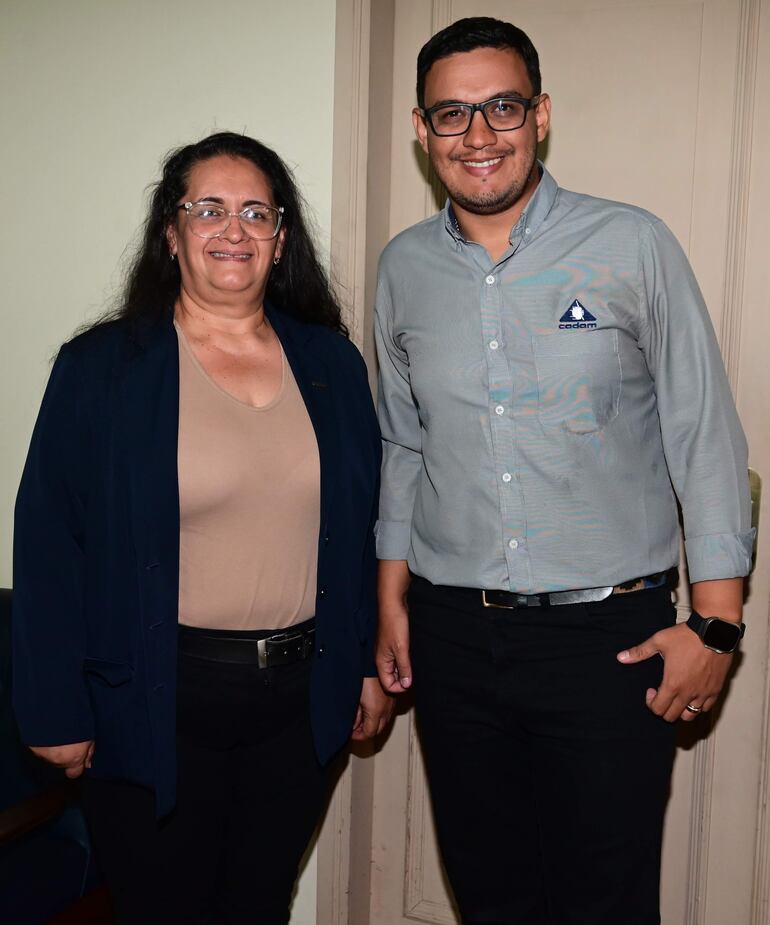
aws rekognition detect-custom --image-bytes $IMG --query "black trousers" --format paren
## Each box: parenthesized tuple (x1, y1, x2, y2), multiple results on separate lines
(407, 577, 678, 925)
(81, 625, 329, 925)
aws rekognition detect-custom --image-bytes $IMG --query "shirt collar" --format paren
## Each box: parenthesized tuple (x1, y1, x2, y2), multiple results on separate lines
(443, 161, 558, 246)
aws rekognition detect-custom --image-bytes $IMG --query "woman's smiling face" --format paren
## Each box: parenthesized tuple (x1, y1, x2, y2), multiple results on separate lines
(167, 154, 284, 310)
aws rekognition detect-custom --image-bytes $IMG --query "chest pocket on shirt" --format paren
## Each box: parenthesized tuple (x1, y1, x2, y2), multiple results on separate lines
(533, 329, 621, 434)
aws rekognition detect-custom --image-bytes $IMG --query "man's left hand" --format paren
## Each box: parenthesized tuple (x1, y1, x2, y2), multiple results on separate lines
(617, 623, 734, 722)
(351, 677, 395, 741)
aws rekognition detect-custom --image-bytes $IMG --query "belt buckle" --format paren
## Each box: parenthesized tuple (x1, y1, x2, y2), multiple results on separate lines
(257, 627, 314, 669)
(482, 590, 515, 609)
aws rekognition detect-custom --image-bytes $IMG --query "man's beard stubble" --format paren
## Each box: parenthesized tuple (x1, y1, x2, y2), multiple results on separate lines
(436, 146, 539, 216)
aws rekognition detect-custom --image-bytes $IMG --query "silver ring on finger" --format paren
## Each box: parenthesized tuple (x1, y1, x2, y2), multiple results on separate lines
(685, 703, 703, 714)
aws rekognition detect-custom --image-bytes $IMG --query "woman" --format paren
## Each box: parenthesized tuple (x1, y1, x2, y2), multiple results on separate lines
(13, 132, 391, 924)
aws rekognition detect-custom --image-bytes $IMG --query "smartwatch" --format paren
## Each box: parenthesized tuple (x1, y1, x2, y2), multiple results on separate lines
(686, 610, 745, 654)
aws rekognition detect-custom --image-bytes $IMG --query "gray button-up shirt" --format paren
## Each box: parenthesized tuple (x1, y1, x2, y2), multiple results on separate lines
(374, 166, 754, 592)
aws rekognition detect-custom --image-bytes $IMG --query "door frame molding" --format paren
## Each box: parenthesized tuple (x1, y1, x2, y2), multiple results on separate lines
(688, 2, 762, 921)
(317, 2, 375, 920)
(720, 0, 761, 390)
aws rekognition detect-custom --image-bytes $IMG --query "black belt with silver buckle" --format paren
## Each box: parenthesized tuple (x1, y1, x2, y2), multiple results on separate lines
(479, 572, 669, 610)
(481, 587, 610, 609)
(178, 621, 315, 668)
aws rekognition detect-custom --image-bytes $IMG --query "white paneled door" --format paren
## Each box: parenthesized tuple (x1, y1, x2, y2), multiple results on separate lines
(326, 2, 770, 924)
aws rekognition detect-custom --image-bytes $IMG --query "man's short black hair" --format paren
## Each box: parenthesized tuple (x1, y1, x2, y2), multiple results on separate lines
(416, 17, 541, 109)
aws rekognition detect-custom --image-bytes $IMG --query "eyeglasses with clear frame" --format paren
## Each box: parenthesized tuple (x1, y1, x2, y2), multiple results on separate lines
(422, 95, 542, 137)
(178, 200, 285, 240)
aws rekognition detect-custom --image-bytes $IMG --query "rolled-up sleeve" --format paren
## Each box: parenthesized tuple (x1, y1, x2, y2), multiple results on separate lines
(373, 265, 423, 560)
(638, 219, 755, 582)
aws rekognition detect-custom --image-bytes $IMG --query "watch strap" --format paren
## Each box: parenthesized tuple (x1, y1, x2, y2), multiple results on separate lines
(686, 610, 745, 652)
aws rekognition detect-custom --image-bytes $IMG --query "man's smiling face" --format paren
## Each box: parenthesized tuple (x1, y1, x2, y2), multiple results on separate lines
(414, 46, 550, 221)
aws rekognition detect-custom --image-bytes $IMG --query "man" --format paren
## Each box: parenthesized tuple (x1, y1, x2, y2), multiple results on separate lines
(374, 16, 754, 925)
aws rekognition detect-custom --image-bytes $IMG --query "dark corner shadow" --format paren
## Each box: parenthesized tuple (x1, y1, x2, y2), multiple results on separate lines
(412, 139, 430, 185)
(744, 558, 758, 602)
(410, 130, 554, 217)
(537, 133, 550, 165)
(412, 141, 444, 214)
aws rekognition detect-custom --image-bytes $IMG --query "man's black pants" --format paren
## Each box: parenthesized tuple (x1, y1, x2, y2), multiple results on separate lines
(408, 577, 678, 925)
(81, 628, 328, 925)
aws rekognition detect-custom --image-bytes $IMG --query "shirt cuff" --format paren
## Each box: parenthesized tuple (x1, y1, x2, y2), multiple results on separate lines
(375, 520, 411, 560)
(684, 530, 756, 583)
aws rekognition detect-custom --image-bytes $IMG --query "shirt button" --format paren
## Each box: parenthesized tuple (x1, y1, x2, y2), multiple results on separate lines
(525, 227, 531, 235)
(502, 472, 512, 483)
(485, 274, 495, 285)
(495, 405, 505, 416)
(489, 339, 499, 350)
(508, 538, 519, 550)
(319, 588, 327, 598)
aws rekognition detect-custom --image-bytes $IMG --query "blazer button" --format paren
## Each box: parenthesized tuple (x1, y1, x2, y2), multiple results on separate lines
(317, 646, 325, 658)
(319, 588, 327, 598)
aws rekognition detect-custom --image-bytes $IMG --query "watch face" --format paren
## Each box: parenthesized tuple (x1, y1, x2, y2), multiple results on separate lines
(703, 619, 742, 653)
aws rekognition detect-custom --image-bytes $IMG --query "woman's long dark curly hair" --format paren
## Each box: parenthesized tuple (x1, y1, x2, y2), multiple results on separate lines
(111, 131, 347, 335)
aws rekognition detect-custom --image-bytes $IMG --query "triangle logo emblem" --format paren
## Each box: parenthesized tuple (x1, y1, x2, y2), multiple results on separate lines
(559, 299, 597, 329)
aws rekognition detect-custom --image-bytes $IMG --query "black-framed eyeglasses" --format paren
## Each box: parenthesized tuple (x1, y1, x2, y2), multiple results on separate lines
(422, 95, 542, 137)
(178, 200, 284, 240)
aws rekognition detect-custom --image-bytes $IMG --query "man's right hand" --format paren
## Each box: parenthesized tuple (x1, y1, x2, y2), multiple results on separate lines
(30, 740, 95, 779)
(376, 559, 413, 693)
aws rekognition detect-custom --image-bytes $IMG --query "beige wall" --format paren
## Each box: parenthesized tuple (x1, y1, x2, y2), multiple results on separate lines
(0, 0, 337, 584)
(0, 2, 337, 921)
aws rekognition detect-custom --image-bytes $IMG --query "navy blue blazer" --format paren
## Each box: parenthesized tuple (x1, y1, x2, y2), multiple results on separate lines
(13, 305, 380, 816)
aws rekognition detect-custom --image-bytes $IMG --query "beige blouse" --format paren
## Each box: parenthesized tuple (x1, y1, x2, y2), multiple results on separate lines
(175, 321, 320, 631)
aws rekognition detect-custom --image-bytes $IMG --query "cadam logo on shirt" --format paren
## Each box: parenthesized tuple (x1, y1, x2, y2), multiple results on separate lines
(559, 299, 597, 330)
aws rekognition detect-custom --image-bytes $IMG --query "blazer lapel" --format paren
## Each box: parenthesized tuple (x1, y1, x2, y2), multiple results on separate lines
(268, 307, 338, 540)
(120, 315, 180, 614)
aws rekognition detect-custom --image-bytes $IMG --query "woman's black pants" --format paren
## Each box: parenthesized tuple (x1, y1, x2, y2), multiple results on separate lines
(407, 577, 678, 925)
(81, 627, 329, 925)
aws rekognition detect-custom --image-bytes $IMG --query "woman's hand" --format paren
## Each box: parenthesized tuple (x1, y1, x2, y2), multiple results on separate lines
(30, 740, 95, 779)
(351, 678, 394, 741)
